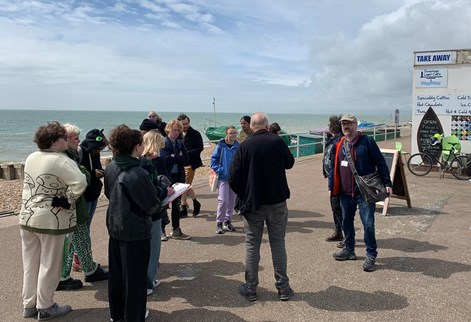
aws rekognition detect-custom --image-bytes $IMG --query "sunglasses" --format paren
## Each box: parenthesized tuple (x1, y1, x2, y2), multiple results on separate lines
(148, 115, 158, 118)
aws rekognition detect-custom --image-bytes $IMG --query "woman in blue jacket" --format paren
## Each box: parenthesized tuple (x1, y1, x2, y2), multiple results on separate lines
(210, 126, 239, 234)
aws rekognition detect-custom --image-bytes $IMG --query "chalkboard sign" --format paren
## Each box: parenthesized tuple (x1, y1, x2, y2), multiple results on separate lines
(379, 149, 411, 215)
(382, 150, 395, 173)
(416, 107, 443, 164)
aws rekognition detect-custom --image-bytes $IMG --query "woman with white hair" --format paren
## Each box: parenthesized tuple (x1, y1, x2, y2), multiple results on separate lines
(56, 124, 109, 291)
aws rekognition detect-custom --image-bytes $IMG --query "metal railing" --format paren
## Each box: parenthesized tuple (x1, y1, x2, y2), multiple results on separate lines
(200, 123, 412, 161)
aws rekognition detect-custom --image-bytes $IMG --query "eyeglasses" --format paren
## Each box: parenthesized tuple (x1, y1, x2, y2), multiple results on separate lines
(148, 115, 158, 118)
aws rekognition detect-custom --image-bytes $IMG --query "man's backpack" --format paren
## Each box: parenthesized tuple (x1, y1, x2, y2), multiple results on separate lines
(322, 143, 334, 178)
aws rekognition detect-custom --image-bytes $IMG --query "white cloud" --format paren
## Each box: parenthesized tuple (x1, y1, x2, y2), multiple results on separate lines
(0, 0, 470, 114)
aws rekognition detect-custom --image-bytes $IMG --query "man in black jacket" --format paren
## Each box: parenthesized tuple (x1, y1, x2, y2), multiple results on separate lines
(229, 112, 295, 302)
(177, 113, 203, 217)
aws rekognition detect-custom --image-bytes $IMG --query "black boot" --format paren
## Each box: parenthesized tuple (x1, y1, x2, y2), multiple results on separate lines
(192, 199, 201, 217)
(325, 230, 343, 242)
(180, 204, 188, 218)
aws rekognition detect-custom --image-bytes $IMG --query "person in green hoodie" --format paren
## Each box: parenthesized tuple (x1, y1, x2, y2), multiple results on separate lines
(56, 124, 109, 291)
(105, 124, 162, 322)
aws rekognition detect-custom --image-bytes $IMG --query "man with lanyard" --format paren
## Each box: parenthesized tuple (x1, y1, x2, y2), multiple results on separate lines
(329, 113, 392, 272)
(177, 113, 203, 218)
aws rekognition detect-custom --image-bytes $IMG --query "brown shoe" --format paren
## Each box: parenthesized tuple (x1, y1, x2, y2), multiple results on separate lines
(325, 232, 343, 242)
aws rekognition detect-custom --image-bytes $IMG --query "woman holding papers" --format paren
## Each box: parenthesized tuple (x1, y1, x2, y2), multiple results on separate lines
(160, 120, 191, 240)
(104, 125, 161, 322)
(140, 130, 175, 296)
(210, 126, 240, 234)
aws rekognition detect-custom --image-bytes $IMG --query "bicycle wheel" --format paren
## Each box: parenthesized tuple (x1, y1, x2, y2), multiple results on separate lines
(407, 153, 433, 176)
(450, 155, 471, 180)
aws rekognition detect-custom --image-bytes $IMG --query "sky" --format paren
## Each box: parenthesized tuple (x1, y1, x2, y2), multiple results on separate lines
(1, 0, 471, 114)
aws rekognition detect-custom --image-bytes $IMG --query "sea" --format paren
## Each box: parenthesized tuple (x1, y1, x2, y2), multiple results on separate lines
(0, 109, 406, 162)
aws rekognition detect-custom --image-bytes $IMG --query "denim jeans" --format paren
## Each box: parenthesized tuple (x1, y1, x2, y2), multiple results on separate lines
(147, 219, 162, 290)
(243, 201, 289, 291)
(86, 199, 98, 234)
(340, 194, 378, 258)
(216, 180, 237, 223)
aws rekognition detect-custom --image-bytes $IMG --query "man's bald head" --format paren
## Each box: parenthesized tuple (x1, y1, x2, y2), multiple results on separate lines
(250, 112, 269, 132)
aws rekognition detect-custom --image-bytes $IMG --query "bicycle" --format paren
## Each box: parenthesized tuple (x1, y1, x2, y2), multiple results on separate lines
(407, 133, 471, 180)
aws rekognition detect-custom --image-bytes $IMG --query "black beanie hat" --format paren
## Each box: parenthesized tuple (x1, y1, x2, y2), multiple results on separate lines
(139, 119, 159, 131)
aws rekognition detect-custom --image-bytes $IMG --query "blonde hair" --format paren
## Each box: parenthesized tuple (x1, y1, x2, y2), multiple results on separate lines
(142, 130, 165, 157)
(63, 123, 81, 136)
(165, 119, 183, 134)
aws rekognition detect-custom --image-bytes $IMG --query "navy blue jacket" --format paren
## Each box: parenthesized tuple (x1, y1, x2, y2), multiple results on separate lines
(329, 133, 392, 196)
(160, 137, 189, 184)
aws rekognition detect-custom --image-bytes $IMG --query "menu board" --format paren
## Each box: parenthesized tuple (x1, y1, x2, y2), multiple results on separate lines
(416, 107, 443, 164)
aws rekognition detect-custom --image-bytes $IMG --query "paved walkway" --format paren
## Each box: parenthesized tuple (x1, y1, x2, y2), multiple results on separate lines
(1, 136, 470, 321)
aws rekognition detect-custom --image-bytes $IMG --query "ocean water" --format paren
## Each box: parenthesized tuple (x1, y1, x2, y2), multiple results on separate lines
(0, 109, 401, 162)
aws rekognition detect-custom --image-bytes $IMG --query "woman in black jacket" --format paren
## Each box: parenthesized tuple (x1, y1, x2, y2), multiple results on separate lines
(104, 125, 161, 322)
(160, 120, 190, 240)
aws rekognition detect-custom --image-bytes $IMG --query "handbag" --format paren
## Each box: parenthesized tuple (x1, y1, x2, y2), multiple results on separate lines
(209, 170, 219, 192)
(344, 140, 388, 204)
(209, 145, 224, 192)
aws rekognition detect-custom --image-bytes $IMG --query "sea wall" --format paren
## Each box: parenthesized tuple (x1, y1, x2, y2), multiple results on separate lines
(0, 157, 113, 181)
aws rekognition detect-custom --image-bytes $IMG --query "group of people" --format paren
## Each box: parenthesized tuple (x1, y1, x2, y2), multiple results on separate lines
(18, 110, 392, 321)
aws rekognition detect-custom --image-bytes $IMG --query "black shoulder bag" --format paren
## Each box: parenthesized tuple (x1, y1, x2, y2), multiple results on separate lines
(344, 140, 388, 204)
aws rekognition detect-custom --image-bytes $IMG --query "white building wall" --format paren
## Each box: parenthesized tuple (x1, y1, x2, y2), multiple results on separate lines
(412, 49, 471, 154)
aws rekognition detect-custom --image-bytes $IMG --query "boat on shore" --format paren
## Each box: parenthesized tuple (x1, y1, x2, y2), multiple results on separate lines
(204, 123, 292, 146)
(309, 121, 386, 135)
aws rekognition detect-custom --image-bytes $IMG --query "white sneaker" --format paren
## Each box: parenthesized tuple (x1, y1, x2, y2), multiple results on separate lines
(146, 288, 153, 296)
(145, 308, 149, 319)
(38, 303, 72, 321)
(154, 279, 161, 288)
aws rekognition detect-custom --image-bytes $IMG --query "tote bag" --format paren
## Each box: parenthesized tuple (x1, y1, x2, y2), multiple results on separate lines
(209, 170, 219, 192)
(209, 145, 224, 192)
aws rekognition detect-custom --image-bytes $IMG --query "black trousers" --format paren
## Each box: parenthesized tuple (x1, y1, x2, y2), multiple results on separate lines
(170, 173, 181, 230)
(330, 195, 343, 233)
(108, 237, 150, 322)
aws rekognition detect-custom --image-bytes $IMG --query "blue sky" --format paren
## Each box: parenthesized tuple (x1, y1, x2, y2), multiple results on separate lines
(1, 0, 470, 114)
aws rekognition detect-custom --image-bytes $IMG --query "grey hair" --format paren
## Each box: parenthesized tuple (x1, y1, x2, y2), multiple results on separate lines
(250, 112, 269, 130)
(63, 123, 81, 135)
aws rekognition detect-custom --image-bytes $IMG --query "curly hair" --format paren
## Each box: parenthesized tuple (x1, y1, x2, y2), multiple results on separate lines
(328, 115, 342, 135)
(34, 121, 67, 150)
(108, 124, 142, 156)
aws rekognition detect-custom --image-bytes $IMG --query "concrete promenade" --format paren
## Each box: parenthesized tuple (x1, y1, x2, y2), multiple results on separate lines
(1, 136, 470, 321)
